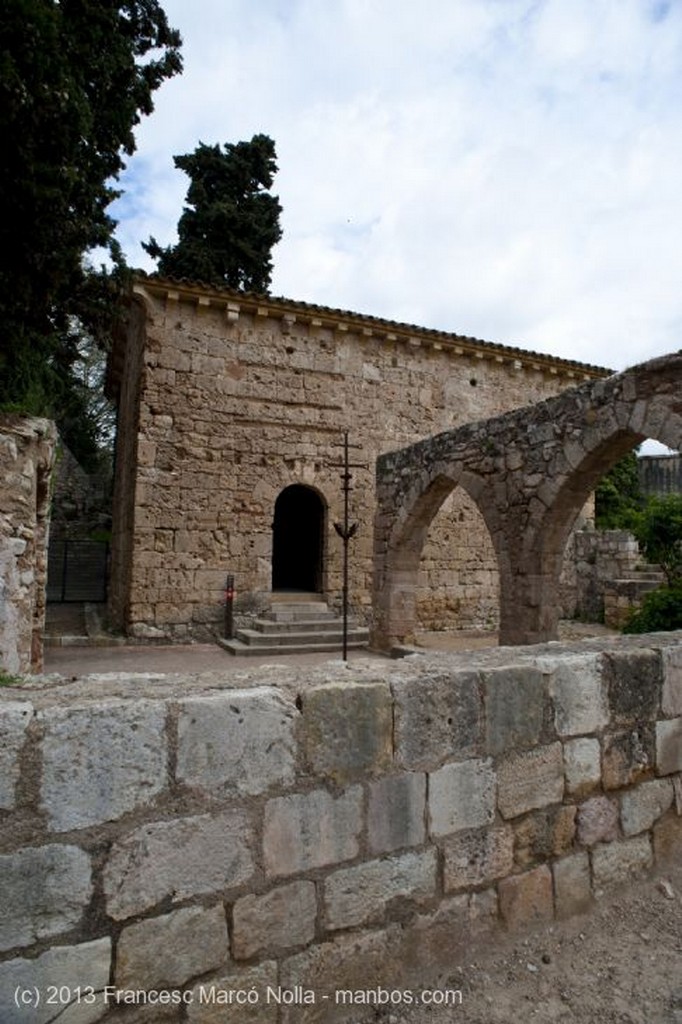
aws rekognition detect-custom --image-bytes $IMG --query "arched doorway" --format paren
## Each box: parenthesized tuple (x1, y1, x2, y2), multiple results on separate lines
(272, 485, 325, 592)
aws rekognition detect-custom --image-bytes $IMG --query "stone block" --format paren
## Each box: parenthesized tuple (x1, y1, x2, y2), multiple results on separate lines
(104, 810, 255, 920)
(442, 826, 514, 891)
(402, 894, 471, 983)
(0, 844, 92, 951)
(653, 811, 682, 863)
(0, 938, 111, 1024)
(279, 927, 401, 1024)
(621, 778, 674, 835)
(497, 743, 564, 819)
(300, 682, 392, 783)
(264, 787, 362, 878)
(662, 646, 682, 716)
(563, 737, 601, 797)
(602, 727, 653, 789)
(116, 904, 229, 990)
(514, 805, 576, 866)
(546, 654, 608, 737)
(176, 688, 296, 796)
(591, 835, 653, 888)
(484, 665, 545, 755)
(0, 700, 31, 809)
(232, 881, 317, 959)
(39, 699, 167, 831)
(553, 852, 592, 919)
(656, 718, 682, 776)
(498, 865, 554, 930)
(468, 887, 499, 936)
(323, 850, 436, 930)
(392, 668, 483, 769)
(603, 649, 661, 726)
(367, 772, 426, 854)
(577, 796, 619, 846)
(428, 758, 496, 837)
(187, 961, 278, 1024)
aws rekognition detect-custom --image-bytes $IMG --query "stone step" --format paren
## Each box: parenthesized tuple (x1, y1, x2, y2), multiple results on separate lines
(248, 617, 359, 635)
(233, 626, 370, 648)
(219, 636, 369, 657)
(266, 603, 334, 622)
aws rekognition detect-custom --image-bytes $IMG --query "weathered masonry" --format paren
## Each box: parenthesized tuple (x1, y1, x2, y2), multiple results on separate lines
(373, 352, 682, 649)
(0, 634, 681, 1023)
(107, 276, 607, 640)
(0, 416, 56, 673)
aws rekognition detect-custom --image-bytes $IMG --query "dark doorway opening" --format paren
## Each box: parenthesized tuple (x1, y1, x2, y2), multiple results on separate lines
(272, 484, 325, 592)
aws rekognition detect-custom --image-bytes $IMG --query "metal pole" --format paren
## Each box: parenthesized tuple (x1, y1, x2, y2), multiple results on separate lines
(342, 432, 350, 661)
(333, 431, 361, 662)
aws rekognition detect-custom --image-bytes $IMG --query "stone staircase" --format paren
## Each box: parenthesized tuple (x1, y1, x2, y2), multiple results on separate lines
(219, 596, 369, 657)
(603, 565, 667, 629)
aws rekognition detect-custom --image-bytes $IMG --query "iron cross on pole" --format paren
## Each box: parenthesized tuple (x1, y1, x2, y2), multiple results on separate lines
(331, 431, 364, 661)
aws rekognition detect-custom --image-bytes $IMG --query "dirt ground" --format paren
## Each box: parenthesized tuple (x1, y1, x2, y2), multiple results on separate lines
(395, 860, 682, 1024)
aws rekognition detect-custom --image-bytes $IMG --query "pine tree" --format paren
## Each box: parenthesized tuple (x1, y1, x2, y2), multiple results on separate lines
(144, 134, 282, 293)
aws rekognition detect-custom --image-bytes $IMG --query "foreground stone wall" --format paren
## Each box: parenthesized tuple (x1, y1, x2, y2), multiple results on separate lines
(1, 634, 681, 1023)
(107, 277, 605, 640)
(0, 416, 56, 673)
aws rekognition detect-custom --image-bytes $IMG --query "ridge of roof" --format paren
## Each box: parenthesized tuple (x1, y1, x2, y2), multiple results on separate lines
(133, 272, 612, 377)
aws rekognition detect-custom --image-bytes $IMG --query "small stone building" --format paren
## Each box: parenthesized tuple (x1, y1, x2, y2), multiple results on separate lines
(107, 275, 607, 640)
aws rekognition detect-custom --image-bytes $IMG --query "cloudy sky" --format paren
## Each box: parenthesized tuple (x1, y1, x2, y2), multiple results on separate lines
(113, 0, 682, 375)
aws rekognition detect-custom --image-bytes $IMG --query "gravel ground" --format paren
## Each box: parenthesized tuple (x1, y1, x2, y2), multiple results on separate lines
(395, 860, 682, 1024)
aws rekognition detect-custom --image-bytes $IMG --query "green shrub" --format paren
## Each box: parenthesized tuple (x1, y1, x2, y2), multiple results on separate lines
(631, 494, 682, 586)
(0, 670, 24, 687)
(622, 584, 682, 634)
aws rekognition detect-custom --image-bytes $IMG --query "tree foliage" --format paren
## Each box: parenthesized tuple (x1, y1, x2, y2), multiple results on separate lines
(0, 0, 182, 465)
(594, 451, 644, 530)
(631, 493, 682, 587)
(623, 493, 682, 634)
(144, 134, 283, 293)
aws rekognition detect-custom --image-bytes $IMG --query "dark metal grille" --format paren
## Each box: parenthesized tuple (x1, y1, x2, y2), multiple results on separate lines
(47, 540, 109, 603)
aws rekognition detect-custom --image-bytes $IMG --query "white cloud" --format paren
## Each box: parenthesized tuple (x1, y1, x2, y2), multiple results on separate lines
(114, 0, 682, 371)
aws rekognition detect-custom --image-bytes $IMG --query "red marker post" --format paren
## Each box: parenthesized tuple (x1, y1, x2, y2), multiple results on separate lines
(224, 575, 236, 639)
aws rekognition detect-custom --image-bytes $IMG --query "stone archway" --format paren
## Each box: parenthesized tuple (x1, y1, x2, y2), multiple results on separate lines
(373, 352, 682, 650)
(272, 484, 325, 593)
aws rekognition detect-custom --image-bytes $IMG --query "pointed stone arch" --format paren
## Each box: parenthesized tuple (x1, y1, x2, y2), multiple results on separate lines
(372, 352, 682, 650)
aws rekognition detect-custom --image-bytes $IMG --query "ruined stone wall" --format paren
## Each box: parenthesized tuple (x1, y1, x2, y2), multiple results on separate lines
(1, 634, 680, 1023)
(110, 281, 603, 639)
(639, 453, 682, 496)
(574, 530, 643, 622)
(0, 416, 56, 673)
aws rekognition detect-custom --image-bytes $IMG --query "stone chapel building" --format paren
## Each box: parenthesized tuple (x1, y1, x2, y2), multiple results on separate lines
(106, 274, 608, 640)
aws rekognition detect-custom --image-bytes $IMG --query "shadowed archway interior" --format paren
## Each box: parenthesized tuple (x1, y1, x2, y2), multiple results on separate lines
(272, 484, 325, 592)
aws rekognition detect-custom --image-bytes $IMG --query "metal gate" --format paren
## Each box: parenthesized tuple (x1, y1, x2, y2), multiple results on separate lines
(47, 539, 109, 603)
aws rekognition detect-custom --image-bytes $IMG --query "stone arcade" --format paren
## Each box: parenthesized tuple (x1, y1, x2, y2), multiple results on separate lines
(107, 275, 608, 641)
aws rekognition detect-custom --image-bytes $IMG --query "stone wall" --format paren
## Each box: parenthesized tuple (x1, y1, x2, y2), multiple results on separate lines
(574, 530, 666, 628)
(574, 530, 643, 622)
(50, 443, 111, 542)
(1, 634, 681, 1023)
(639, 453, 682, 496)
(0, 416, 56, 674)
(107, 277, 606, 640)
